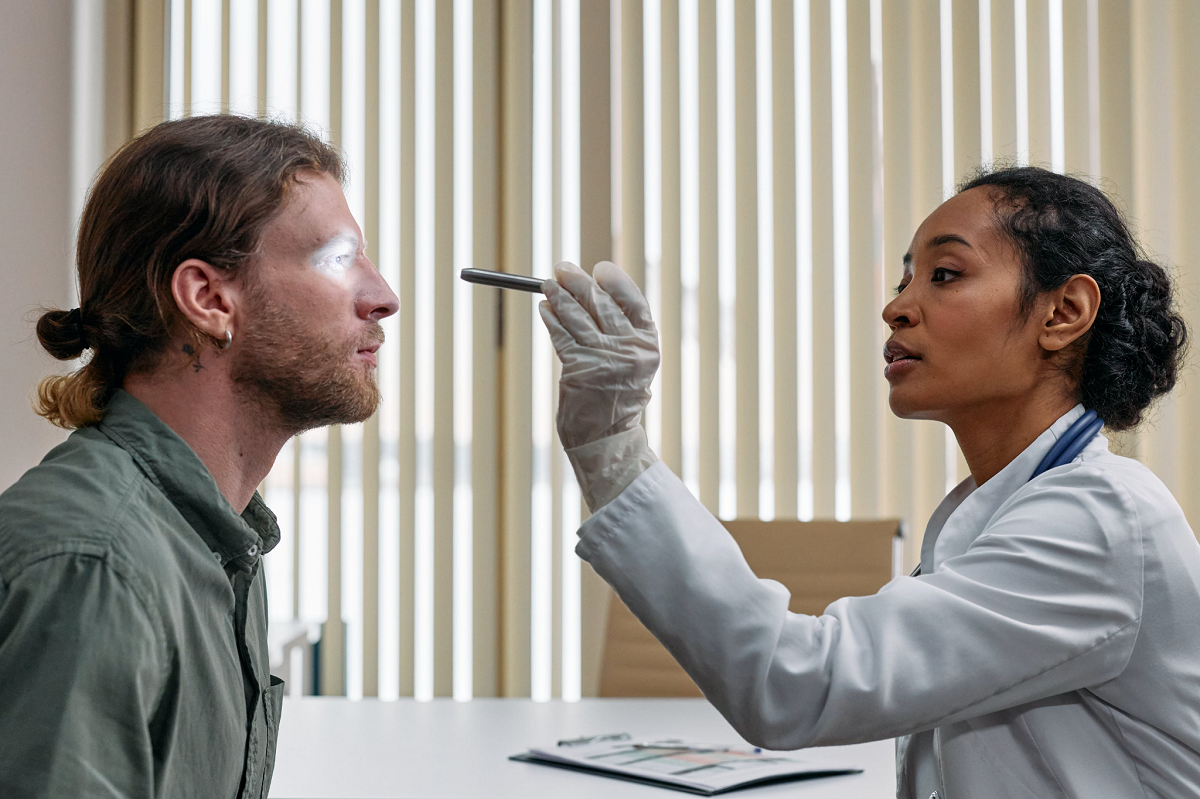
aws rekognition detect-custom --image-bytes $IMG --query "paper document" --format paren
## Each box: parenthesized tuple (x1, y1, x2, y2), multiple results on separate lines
(510, 734, 860, 795)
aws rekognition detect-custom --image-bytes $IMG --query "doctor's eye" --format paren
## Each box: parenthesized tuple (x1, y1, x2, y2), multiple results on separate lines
(893, 280, 910, 296)
(931, 267, 960, 283)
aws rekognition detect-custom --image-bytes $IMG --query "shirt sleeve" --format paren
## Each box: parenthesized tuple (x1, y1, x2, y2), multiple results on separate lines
(575, 460, 1143, 750)
(0, 551, 165, 798)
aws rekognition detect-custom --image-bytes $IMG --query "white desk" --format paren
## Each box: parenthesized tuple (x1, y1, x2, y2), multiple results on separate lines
(269, 698, 895, 798)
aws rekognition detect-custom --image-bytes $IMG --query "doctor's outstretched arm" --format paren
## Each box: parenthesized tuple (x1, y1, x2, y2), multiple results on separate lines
(539, 262, 1141, 750)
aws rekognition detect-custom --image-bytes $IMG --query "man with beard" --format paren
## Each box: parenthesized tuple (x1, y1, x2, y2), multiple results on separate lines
(0, 115, 397, 798)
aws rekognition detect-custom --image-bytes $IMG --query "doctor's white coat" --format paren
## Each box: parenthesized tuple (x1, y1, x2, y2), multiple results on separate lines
(575, 408, 1200, 798)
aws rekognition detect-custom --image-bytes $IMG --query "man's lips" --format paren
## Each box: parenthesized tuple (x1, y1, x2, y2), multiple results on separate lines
(355, 324, 385, 359)
(356, 344, 380, 367)
(356, 336, 383, 367)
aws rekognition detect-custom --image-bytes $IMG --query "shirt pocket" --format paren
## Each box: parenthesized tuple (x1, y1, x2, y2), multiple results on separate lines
(259, 675, 286, 799)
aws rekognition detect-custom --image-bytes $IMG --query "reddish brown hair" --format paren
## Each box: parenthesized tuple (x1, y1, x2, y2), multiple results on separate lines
(36, 115, 344, 428)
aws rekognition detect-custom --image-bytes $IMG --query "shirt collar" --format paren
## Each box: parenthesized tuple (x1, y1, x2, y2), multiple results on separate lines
(97, 389, 280, 571)
(920, 404, 1100, 571)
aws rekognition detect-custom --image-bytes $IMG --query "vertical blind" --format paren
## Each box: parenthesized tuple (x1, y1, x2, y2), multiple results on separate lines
(150, 0, 1199, 700)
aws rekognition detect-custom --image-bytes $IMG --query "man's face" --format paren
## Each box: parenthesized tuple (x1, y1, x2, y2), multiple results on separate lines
(232, 172, 399, 433)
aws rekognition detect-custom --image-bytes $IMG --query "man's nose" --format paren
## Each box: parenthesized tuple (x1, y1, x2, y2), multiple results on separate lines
(357, 259, 400, 321)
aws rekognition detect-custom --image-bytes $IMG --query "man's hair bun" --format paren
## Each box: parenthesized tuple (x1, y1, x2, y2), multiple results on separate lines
(36, 308, 89, 361)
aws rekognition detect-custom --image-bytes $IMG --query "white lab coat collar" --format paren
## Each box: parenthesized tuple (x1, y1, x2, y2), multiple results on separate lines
(920, 404, 1103, 572)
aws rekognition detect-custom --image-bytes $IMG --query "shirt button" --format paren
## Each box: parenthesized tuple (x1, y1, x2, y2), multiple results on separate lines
(247, 544, 259, 557)
(214, 552, 223, 564)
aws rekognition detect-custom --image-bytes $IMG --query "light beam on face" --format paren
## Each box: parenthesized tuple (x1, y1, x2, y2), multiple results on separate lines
(308, 230, 364, 280)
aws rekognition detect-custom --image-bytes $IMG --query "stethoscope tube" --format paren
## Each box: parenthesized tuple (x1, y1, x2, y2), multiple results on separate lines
(1029, 409, 1104, 481)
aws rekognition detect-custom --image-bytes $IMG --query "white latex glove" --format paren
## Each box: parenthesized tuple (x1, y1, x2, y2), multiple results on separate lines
(539, 261, 661, 512)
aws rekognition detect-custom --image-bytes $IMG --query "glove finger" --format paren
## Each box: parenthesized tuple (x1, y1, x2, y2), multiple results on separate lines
(542, 261, 581, 296)
(590, 283, 638, 338)
(538, 301, 578, 355)
(555, 262, 635, 338)
(593, 260, 656, 332)
(543, 279, 606, 348)
(553, 262, 595, 303)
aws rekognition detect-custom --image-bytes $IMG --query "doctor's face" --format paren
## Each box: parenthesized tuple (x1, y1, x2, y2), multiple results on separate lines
(881, 187, 1050, 426)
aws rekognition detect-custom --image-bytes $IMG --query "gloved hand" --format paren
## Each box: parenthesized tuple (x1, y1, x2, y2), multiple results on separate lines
(539, 261, 661, 511)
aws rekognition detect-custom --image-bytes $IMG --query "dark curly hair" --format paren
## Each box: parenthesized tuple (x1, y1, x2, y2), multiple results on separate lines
(957, 166, 1188, 431)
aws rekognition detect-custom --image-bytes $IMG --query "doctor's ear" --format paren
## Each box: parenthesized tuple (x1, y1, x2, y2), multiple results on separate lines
(1039, 274, 1101, 353)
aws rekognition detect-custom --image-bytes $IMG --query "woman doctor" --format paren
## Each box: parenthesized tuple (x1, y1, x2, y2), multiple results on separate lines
(539, 167, 1199, 798)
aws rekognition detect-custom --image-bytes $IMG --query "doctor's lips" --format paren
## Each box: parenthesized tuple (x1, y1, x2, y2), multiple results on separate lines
(883, 340, 921, 379)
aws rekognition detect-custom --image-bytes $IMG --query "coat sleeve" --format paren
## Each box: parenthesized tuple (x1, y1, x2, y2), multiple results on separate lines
(0, 552, 165, 798)
(575, 461, 1143, 749)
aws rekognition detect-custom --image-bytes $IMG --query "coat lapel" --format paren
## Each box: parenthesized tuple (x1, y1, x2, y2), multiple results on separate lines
(920, 405, 1090, 572)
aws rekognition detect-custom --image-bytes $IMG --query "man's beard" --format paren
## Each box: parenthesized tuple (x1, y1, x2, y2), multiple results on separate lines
(231, 292, 384, 434)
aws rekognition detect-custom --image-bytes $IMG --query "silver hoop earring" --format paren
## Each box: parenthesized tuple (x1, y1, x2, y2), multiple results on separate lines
(220, 330, 233, 350)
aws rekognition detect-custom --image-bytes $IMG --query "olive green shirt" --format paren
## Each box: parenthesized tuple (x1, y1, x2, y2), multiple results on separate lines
(0, 390, 283, 798)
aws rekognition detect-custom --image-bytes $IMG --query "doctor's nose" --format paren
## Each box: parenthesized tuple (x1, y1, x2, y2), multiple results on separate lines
(881, 294, 916, 331)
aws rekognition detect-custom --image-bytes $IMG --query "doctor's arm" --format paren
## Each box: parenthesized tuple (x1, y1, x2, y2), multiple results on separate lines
(539, 263, 1143, 750)
(575, 461, 1142, 749)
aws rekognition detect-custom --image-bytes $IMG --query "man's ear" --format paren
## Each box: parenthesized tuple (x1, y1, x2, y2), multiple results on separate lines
(171, 259, 240, 346)
(1040, 273, 1101, 352)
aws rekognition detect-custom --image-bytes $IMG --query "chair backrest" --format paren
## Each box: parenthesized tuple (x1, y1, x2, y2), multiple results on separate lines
(598, 518, 902, 697)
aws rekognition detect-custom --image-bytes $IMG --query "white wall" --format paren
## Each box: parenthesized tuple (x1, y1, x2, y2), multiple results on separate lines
(0, 0, 75, 489)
